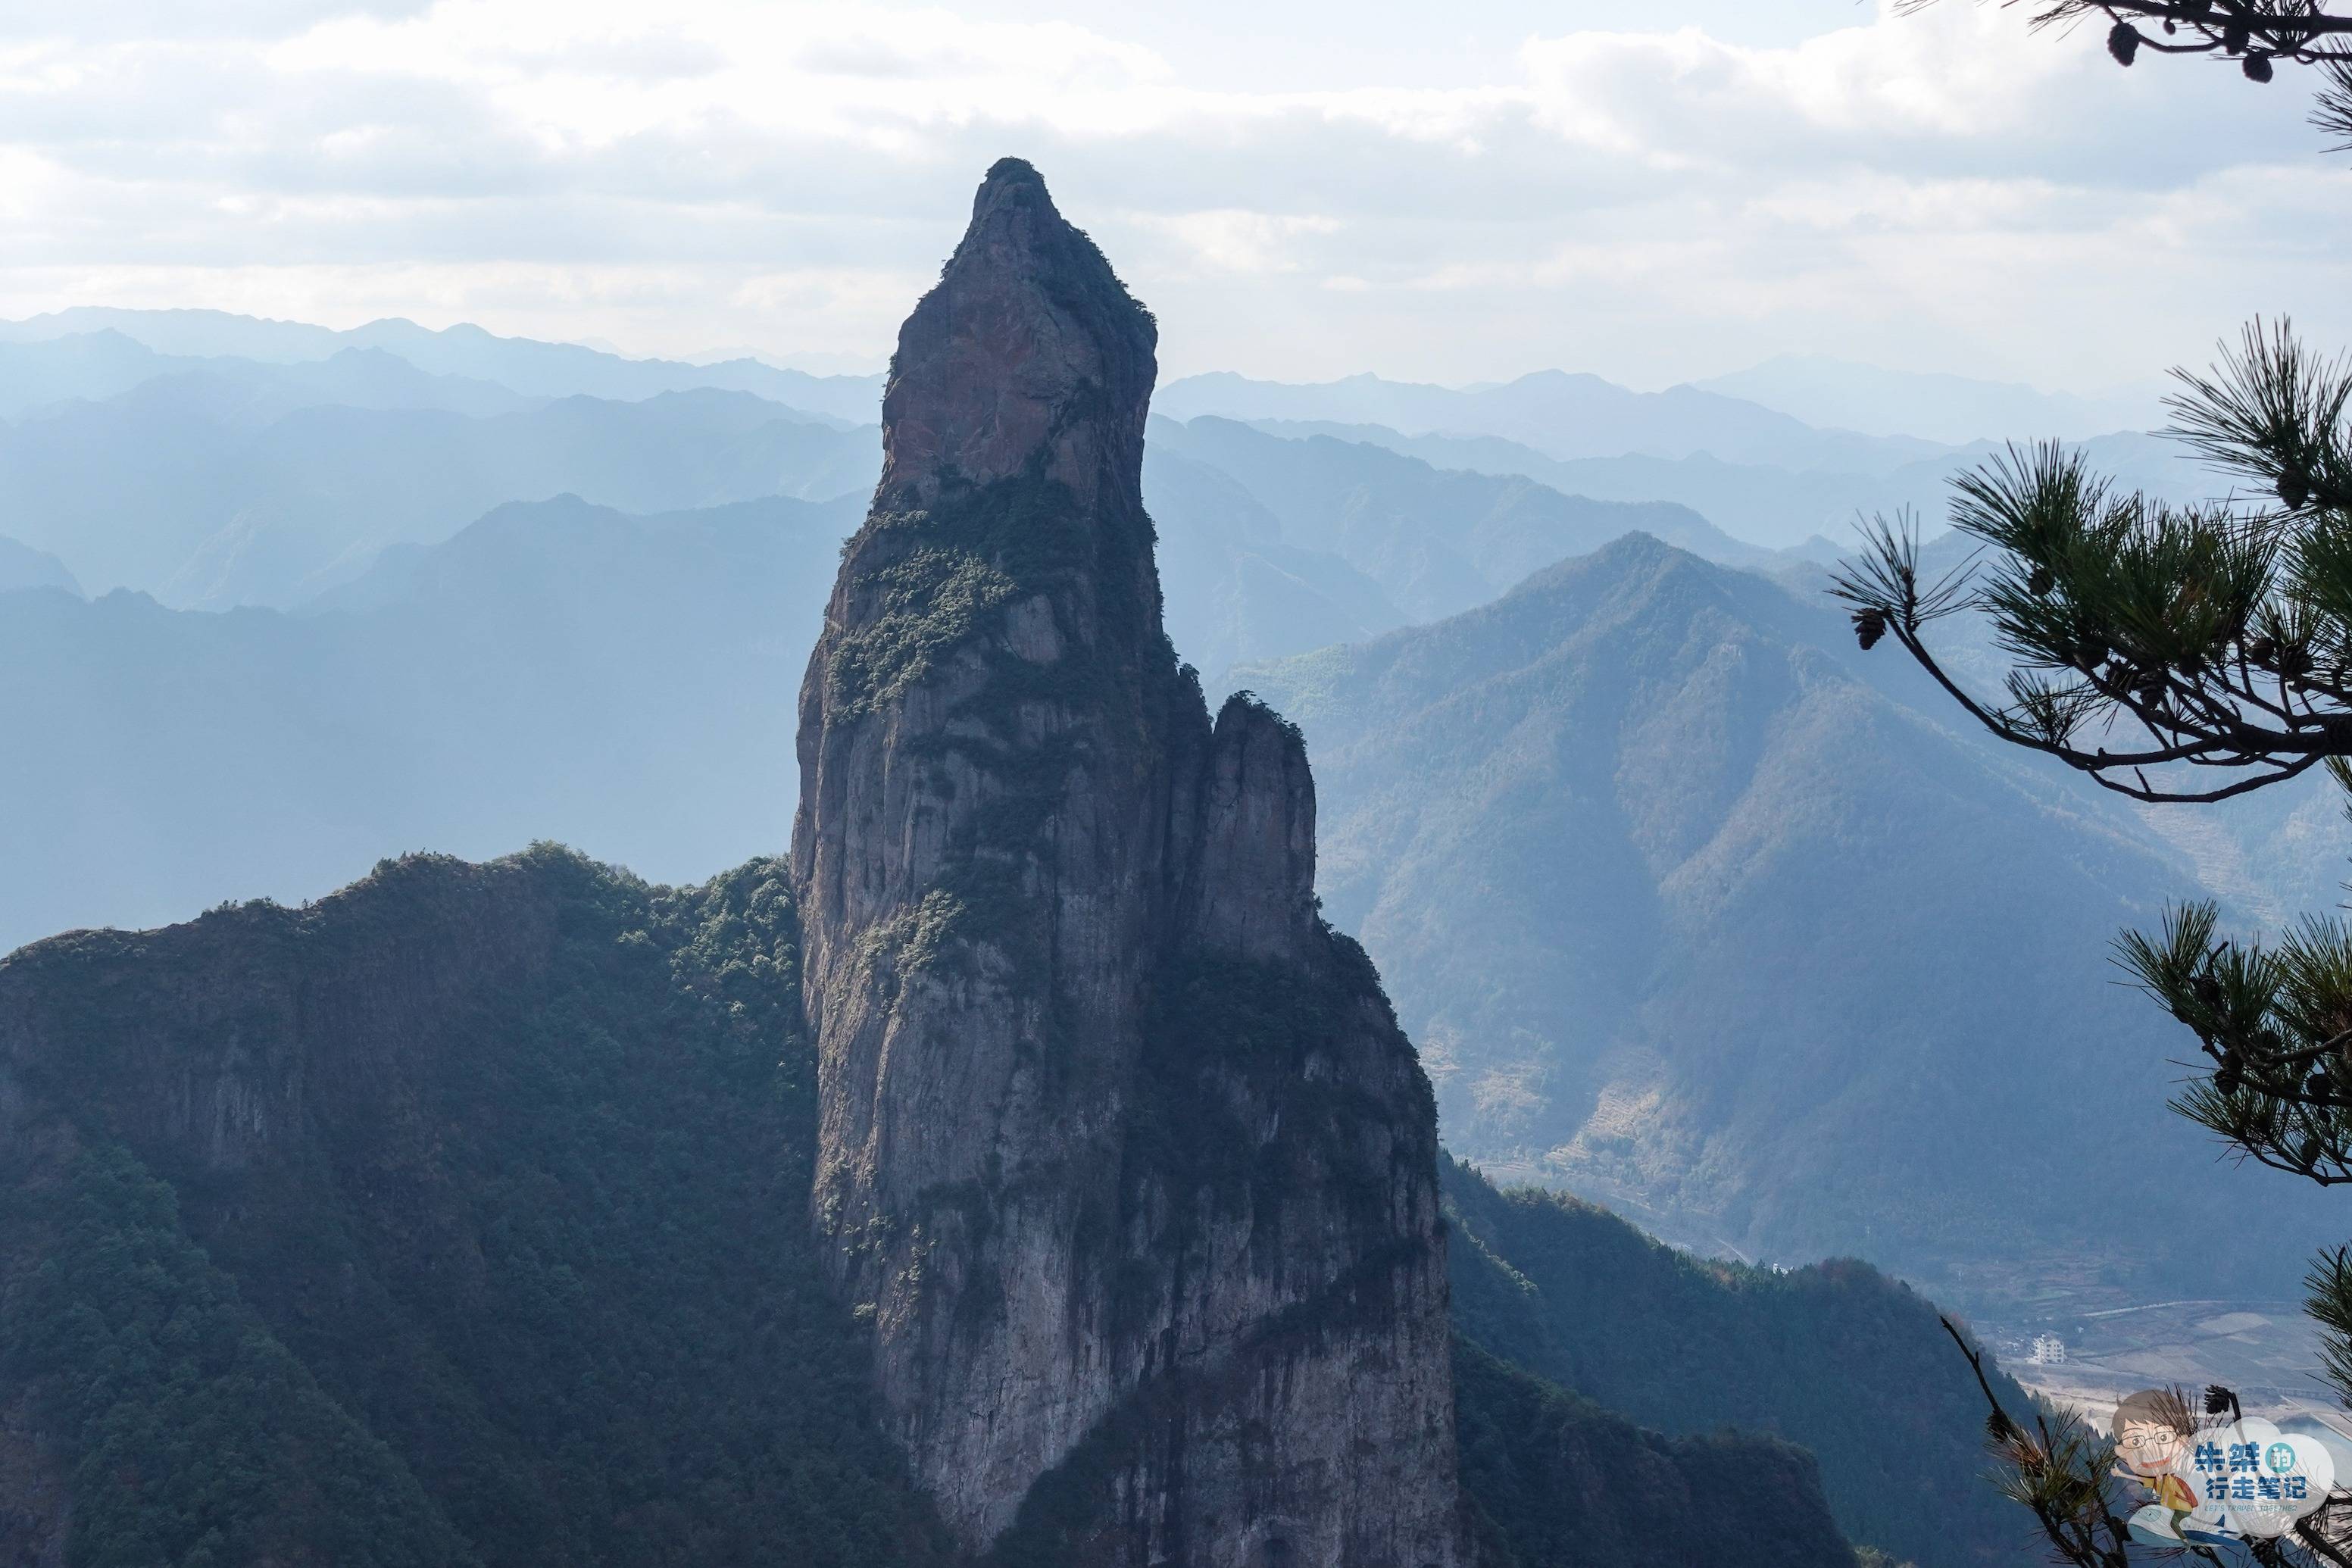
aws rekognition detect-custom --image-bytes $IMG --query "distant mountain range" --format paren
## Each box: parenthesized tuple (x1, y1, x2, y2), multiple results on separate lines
(0, 333, 536, 423)
(0, 308, 886, 423)
(1156, 368, 1950, 473)
(0, 310, 2208, 602)
(1693, 353, 2167, 446)
(1235, 420, 2216, 550)
(1, 302, 2304, 1308)
(0, 495, 849, 954)
(1235, 532, 2338, 1292)
(0, 380, 879, 605)
(0, 345, 1799, 612)
(1151, 415, 1769, 619)
(0, 469, 1448, 951)
(10, 496, 2335, 1303)
(0, 536, 77, 597)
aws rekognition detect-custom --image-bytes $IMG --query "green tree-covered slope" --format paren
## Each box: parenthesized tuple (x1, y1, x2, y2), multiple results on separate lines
(1236, 531, 2334, 1288)
(0, 848, 954, 1568)
(1448, 1154, 2025, 1568)
(0, 846, 1881, 1568)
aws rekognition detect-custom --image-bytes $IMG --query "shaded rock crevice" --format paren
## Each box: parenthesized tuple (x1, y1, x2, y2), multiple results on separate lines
(792, 159, 1463, 1566)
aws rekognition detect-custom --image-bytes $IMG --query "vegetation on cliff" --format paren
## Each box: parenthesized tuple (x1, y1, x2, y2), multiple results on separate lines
(1446, 1154, 2024, 1568)
(0, 845, 1913, 1568)
(0, 848, 953, 1568)
(1454, 1336, 1857, 1568)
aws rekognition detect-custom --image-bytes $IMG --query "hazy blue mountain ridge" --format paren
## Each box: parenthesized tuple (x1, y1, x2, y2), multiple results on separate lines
(1156, 367, 1949, 473)
(0, 494, 852, 951)
(0, 468, 1430, 953)
(1234, 532, 2335, 1289)
(6, 339, 1819, 625)
(0, 385, 880, 606)
(0, 334, 538, 423)
(0, 307, 886, 423)
(1140, 444, 1413, 675)
(1151, 414, 1771, 619)
(0, 537, 79, 597)
(1239, 420, 2217, 550)
(1695, 353, 2165, 445)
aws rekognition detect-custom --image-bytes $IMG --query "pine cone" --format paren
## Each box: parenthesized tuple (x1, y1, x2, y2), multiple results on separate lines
(1853, 608, 1887, 651)
(2246, 634, 2279, 664)
(2109, 22, 2141, 65)
(2029, 564, 2055, 595)
(2244, 54, 2273, 84)
(2280, 470, 2310, 510)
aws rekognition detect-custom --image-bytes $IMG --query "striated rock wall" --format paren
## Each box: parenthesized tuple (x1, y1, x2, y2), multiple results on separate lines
(792, 158, 1462, 1566)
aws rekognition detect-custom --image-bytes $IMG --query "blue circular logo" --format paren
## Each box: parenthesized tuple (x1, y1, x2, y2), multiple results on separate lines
(2267, 1441, 2298, 1474)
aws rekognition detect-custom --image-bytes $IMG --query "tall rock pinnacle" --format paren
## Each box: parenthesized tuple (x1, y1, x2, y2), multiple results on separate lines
(792, 159, 1462, 1566)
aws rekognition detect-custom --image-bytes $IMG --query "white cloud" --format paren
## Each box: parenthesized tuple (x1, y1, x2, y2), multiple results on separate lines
(1129, 210, 1345, 276)
(0, 0, 2344, 389)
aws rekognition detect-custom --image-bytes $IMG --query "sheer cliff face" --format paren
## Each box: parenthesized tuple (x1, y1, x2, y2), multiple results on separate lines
(791, 159, 1462, 1566)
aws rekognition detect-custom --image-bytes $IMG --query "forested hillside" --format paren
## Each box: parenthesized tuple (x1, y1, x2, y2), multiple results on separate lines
(1447, 1157, 2025, 1568)
(1238, 532, 2336, 1288)
(0, 845, 1878, 1568)
(0, 849, 955, 1566)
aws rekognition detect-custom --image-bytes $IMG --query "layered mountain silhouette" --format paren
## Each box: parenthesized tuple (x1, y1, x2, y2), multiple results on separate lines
(8, 498, 2339, 1302)
(0, 495, 849, 951)
(1694, 354, 2165, 446)
(1155, 368, 1948, 472)
(0, 457, 1445, 954)
(1151, 414, 1768, 618)
(0, 383, 877, 607)
(0, 536, 77, 597)
(1238, 420, 2215, 550)
(1236, 533, 2338, 1288)
(0, 308, 886, 420)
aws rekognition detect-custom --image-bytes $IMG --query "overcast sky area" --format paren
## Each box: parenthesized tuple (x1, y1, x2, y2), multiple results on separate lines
(3, 0, 2347, 391)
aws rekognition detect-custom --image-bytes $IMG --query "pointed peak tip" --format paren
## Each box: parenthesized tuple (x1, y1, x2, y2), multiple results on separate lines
(982, 156, 1043, 189)
(969, 157, 1061, 230)
(871, 153, 1153, 508)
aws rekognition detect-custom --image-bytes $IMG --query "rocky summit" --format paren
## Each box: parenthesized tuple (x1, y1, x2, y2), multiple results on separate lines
(791, 158, 1463, 1565)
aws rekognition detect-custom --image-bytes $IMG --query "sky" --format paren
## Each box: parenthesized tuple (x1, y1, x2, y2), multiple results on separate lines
(2, 0, 2347, 391)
